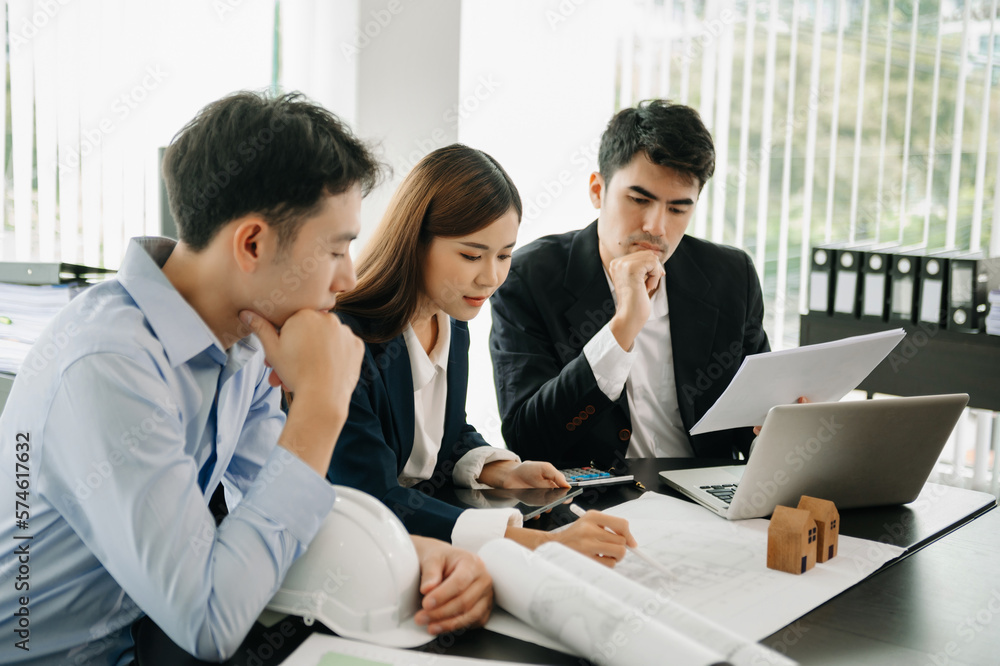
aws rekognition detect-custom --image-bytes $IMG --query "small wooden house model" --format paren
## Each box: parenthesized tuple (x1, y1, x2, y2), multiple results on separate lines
(767, 505, 817, 575)
(797, 495, 840, 562)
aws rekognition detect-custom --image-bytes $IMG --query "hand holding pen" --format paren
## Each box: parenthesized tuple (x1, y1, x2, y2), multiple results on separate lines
(569, 503, 674, 578)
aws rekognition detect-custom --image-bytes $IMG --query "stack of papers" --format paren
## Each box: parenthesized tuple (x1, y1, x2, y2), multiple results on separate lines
(690, 329, 906, 434)
(0, 282, 85, 374)
(988, 290, 1000, 336)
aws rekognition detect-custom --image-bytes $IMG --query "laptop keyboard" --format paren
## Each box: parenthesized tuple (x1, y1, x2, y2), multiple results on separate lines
(700, 483, 738, 504)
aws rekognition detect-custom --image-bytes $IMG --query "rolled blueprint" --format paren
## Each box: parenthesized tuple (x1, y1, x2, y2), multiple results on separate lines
(479, 539, 732, 666)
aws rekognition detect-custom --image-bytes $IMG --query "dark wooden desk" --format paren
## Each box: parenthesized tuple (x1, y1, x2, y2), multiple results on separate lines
(135, 458, 998, 666)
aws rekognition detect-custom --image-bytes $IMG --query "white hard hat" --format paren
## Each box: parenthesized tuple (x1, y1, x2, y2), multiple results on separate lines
(265, 485, 433, 648)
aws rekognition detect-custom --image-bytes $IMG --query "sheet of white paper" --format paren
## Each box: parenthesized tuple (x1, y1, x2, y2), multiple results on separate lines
(282, 633, 526, 666)
(603, 493, 904, 641)
(689, 329, 906, 435)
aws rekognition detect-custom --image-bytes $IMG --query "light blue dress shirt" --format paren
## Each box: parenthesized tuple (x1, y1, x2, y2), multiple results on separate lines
(0, 238, 337, 665)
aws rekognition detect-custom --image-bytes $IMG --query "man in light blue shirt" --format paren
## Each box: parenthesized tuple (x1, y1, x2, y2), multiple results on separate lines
(0, 92, 493, 665)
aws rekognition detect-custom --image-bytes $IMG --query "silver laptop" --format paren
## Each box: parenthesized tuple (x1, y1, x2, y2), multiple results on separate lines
(659, 394, 969, 520)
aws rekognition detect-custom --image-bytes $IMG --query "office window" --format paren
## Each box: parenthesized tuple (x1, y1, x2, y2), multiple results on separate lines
(0, 0, 279, 269)
(460, 0, 999, 496)
(611, 0, 1000, 349)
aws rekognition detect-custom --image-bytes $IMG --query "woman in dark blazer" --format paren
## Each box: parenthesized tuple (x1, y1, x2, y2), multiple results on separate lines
(329, 144, 634, 565)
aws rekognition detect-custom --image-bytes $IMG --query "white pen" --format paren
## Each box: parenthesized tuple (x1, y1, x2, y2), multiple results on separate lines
(568, 503, 674, 579)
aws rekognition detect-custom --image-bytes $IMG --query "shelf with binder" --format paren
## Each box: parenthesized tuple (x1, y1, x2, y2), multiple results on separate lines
(799, 312, 1000, 412)
(809, 245, 1000, 332)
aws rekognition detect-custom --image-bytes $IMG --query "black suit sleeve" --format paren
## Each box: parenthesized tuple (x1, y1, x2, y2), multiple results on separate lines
(744, 252, 771, 358)
(728, 252, 771, 458)
(437, 425, 491, 470)
(326, 353, 464, 543)
(490, 265, 619, 464)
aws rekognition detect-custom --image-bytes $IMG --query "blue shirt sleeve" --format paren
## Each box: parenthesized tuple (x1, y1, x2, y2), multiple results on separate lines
(221, 367, 287, 503)
(37, 353, 335, 661)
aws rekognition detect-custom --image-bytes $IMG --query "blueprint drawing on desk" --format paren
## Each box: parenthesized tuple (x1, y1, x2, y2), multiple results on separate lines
(484, 493, 903, 655)
(604, 492, 904, 641)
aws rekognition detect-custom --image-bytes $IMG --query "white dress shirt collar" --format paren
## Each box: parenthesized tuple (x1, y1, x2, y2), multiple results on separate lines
(403, 312, 451, 392)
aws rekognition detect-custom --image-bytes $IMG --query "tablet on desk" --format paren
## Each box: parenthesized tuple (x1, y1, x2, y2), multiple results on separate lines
(453, 487, 583, 519)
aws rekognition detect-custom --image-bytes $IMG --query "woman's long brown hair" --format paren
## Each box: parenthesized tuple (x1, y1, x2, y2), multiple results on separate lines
(335, 144, 521, 343)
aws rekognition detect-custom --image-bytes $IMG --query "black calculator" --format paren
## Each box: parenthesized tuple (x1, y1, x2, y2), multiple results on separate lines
(559, 466, 634, 487)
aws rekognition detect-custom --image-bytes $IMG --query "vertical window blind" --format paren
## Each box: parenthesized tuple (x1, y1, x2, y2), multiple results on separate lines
(0, 0, 277, 269)
(616, 0, 998, 494)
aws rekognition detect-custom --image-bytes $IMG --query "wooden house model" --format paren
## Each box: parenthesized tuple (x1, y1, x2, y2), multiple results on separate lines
(797, 495, 840, 562)
(767, 505, 817, 574)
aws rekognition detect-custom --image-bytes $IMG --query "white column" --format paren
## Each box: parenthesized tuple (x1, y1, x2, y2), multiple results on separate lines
(281, 0, 360, 125)
(355, 0, 461, 237)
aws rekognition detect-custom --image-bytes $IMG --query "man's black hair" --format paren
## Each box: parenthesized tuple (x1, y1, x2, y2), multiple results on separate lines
(598, 99, 715, 190)
(162, 91, 382, 251)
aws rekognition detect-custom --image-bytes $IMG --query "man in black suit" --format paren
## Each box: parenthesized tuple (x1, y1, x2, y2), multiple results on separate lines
(489, 100, 769, 468)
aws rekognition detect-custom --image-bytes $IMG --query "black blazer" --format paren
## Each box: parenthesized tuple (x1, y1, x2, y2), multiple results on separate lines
(489, 220, 770, 468)
(326, 313, 491, 543)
